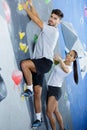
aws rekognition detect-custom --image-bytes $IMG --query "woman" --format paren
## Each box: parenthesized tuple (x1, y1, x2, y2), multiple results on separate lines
(46, 50, 78, 130)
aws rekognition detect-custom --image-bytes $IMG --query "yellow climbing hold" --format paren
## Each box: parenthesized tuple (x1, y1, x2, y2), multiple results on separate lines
(24, 46, 29, 53)
(21, 95, 25, 101)
(19, 42, 26, 51)
(26, 1, 29, 6)
(24, 83, 27, 91)
(19, 42, 29, 53)
(18, 2, 29, 11)
(18, 3, 23, 11)
(19, 32, 25, 40)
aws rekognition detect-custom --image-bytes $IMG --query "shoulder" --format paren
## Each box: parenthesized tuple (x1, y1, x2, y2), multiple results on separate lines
(66, 65, 72, 73)
(43, 22, 59, 36)
(43, 22, 58, 31)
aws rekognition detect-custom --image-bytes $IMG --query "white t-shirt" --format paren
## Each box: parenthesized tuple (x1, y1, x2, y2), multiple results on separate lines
(47, 63, 72, 87)
(33, 22, 59, 61)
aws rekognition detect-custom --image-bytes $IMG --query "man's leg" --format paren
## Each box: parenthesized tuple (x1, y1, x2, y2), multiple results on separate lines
(32, 85, 42, 127)
(34, 85, 42, 113)
(46, 96, 56, 130)
(20, 59, 36, 96)
(21, 59, 36, 85)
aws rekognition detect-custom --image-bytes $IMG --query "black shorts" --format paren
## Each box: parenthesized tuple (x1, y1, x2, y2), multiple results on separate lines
(32, 72, 44, 87)
(47, 86, 62, 101)
(31, 57, 53, 75)
(31, 58, 53, 87)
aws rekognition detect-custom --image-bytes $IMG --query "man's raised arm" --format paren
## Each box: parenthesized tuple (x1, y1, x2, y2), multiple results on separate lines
(27, 0, 39, 19)
(22, 2, 43, 29)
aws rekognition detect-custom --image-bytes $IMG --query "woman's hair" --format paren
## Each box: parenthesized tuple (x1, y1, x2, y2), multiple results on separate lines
(51, 9, 64, 19)
(73, 50, 78, 84)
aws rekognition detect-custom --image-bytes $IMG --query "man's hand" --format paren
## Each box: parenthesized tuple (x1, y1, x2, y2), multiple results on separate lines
(22, 3, 28, 10)
(27, 0, 32, 6)
(21, 1, 43, 29)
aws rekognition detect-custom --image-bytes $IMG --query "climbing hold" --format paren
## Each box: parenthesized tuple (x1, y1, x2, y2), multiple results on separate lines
(18, 3, 23, 11)
(26, 1, 29, 6)
(19, 42, 29, 53)
(21, 95, 25, 101)
(23, 83, 27, 91)
(18, 1, 29, 11)
(24, 46, 29, 53)
(19, 32, 25, 40)
(34, 34, 38, 44)
(45, 0, 51, 4)
(12, 70, 23, 86)
(19, 42, 26, 51)
(54, 60, 59, 65)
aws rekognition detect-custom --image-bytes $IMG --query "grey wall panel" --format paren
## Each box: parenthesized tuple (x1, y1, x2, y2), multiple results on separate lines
(0, 0, 53, 130)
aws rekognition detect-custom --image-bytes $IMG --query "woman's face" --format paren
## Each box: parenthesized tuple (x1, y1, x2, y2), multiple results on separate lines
(65, 50, 76, 62)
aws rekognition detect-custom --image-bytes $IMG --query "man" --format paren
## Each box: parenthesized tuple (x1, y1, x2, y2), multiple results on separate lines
(21, 0, 64, 127)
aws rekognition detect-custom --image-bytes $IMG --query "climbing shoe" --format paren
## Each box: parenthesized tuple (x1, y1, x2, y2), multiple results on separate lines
(32, 119, 42, 127)
(22, 89, 33, 97)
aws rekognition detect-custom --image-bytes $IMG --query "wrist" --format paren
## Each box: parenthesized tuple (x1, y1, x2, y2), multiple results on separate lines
(58, 58, 62, 62)
(27, 0, 33, 7)
(30, 3, 33, 6)
(25, 6, 29, 11)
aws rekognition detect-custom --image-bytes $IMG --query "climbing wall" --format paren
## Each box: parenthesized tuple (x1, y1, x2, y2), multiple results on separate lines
(0, 0, 33, 130)
(0, 0, 87, 130)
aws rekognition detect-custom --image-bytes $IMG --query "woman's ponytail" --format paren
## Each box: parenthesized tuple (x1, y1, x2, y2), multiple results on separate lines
(73, 60, 78, 84)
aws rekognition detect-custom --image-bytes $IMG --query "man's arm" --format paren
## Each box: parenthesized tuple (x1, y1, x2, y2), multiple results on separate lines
(27, 0, 40, 19)
(22, 3, 43, 29)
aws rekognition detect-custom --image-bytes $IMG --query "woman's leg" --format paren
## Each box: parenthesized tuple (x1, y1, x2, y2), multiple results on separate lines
(54, 101, 64, 130)
(46, 96, 57, 130)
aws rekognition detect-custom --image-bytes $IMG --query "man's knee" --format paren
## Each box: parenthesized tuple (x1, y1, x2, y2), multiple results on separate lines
(20, 60, 26, 69)
(34, 86, 42, 98)
(20, 60, 31, 70)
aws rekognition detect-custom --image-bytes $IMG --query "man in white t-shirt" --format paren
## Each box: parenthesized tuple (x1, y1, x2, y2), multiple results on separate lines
(20, 0, 64, 127)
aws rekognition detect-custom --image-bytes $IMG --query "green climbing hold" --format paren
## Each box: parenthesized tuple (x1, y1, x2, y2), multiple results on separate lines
(34, 34, 38, 44)
(54, 60, 59, 65)
(45, 0, 51, 4)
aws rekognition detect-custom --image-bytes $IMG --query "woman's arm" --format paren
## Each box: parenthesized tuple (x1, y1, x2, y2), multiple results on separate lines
(54, 54, 70, 73)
